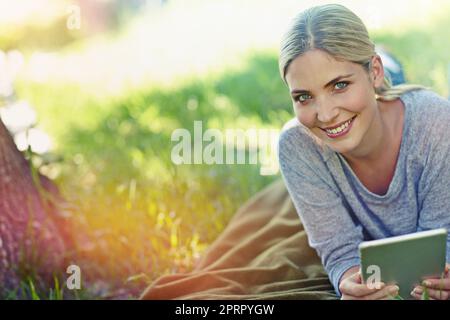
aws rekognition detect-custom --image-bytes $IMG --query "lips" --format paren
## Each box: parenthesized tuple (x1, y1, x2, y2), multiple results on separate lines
(321, 115, 357, 131)
(321, 115, 357, 139)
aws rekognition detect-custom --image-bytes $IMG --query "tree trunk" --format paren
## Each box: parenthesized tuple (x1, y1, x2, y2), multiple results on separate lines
(0, 118, 66, 294)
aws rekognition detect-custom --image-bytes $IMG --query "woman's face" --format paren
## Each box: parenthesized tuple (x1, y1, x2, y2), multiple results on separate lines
(285, 49, 384, 156)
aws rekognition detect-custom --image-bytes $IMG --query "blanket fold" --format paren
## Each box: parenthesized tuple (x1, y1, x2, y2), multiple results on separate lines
(141, 179, 338, 299)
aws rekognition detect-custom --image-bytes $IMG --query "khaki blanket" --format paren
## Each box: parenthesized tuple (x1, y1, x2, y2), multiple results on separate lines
(140, 179, 338, 300)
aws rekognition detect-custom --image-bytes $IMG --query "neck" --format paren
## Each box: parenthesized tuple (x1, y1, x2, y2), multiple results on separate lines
(342, 102, 393, 167)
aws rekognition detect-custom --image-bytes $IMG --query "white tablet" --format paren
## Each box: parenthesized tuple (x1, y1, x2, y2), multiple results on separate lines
(359, 228, 447, 299)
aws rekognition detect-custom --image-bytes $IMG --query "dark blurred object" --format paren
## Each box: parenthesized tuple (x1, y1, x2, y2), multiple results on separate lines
(376, 45, 406, 85)
(0, 118, 69, 297)
(0, 48, 72, 298)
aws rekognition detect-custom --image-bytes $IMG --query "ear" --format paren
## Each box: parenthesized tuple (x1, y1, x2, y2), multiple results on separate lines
(369, 55, 385, 89)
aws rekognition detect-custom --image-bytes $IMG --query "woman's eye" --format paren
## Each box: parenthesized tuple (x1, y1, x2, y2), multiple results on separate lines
(295, 94, 311, 103)
(334, 81, 349, 90)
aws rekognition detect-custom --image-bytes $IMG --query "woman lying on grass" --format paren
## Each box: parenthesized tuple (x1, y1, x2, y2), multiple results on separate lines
(277, 4, 450, 300)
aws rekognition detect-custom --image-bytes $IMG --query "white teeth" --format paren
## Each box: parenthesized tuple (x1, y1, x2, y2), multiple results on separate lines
(326, 118, 353, 134)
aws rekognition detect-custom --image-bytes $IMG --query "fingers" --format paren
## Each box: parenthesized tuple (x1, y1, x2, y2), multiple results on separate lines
(419, 267, 450, 299)
(339, 272, 387, 297)
(350, 269, 362, 283)
(362, 285, 400, 300)
(342, 285, 399, 300)
(411, 287, 425, 300)
(412, 286, 449, 300)
(427, 289, 449, 300)
(411, 286, 447, 300)
(421, 278, 450, 290)
(410, 291, 435, 300)
(410, 291, 433, 300)
(340, 281, 384, 297)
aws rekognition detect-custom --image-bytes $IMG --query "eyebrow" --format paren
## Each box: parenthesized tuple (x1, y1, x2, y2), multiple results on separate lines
(290, 73, 354, 95)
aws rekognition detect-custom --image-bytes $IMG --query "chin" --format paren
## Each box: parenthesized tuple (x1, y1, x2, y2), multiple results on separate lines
(325, 139, 358, 155)
(310, 129, 361, 156)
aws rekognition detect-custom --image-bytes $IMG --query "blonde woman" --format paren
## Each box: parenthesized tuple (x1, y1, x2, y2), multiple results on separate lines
(278, 4, 450, 300)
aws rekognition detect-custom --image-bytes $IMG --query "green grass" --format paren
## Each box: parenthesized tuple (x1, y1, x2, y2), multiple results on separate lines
(8, 51, 286, 299)
(3, 276, 84, 300)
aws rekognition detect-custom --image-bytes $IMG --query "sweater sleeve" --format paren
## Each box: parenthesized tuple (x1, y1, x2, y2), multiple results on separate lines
(278, 126, 362, 296)
(416, 97, 450, 263)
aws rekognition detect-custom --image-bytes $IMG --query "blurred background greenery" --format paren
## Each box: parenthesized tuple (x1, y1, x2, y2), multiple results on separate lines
(1, 0, 449, 299)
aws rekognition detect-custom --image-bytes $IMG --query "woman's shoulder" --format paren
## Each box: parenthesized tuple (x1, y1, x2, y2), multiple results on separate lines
(402, 88, 450, 116)
(404, 89, 450, 126)
(403, 89, 450, 158)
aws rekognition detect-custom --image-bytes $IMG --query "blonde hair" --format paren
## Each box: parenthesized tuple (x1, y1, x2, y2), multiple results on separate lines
(279, 4, 425, 101)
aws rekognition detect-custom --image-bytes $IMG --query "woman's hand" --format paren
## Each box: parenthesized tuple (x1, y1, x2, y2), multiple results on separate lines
(339, 267, 400, 300)
(411, 264, 450, 300)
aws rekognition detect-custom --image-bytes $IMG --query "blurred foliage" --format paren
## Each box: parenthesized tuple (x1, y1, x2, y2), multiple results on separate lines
(372, 11, 450, 96)
(14, 51, 288, 298)
(0, 0, 148, 53)
(0, 17, 80, 52)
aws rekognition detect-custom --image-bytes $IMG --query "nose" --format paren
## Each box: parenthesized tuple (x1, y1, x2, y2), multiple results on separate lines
(316, 99, 339, 124)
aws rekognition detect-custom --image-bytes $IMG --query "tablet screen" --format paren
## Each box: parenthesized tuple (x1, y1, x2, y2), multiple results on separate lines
(359, 228, 447, 299)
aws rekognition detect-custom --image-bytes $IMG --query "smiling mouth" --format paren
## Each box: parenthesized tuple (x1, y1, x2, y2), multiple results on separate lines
(320, 115, 357, 137)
